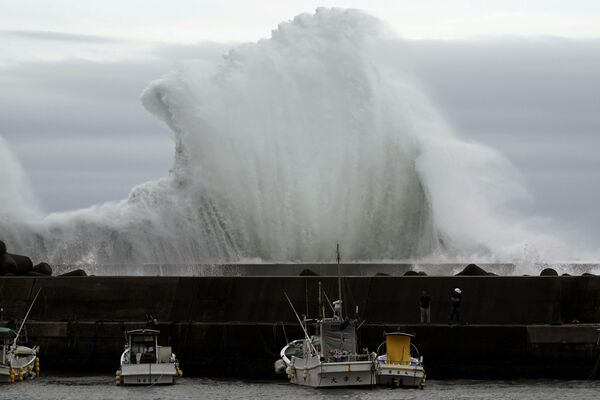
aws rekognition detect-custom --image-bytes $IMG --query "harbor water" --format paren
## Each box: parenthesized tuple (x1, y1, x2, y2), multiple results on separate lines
(2, 376, 599, 400)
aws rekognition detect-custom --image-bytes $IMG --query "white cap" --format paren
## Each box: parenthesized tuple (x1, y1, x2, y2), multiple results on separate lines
(454, 288, 462, 294)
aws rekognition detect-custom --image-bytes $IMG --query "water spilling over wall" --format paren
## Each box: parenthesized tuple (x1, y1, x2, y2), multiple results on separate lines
(0, 9, 567, 267)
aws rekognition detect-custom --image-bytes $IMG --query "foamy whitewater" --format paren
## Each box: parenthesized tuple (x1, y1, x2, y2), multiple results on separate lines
(0, 9, 576, 268)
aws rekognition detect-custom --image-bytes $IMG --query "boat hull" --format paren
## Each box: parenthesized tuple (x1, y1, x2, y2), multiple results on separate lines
(376, 363, 425, 388)
(0, 345, 38, 384)
(0, 366, 11, 384)
(0, 365, 10, 383)
(0, 364, 36, 383)
(120, 364, 177, 385)
(288, 355, 375, 388)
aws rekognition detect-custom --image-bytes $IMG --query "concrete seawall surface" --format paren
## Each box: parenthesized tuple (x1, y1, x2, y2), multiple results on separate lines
(1, 276, 600, 378)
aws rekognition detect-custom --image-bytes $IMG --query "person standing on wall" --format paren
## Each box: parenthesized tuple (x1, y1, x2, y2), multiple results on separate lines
(450, 288, 462, 325)
(419, 289, 431, 323)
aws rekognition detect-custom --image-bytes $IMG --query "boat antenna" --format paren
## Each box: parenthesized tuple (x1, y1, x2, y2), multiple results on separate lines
(336, 243, 342, 312)
(305, 280, 309, 319)
(321, 288, 335, 314)
(284, 292, 318, 355)
(13, 287, 42, 349)
(318, 281, 323, 319)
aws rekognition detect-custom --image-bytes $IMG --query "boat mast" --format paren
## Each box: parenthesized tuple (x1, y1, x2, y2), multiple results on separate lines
(336, 243, 342, 318)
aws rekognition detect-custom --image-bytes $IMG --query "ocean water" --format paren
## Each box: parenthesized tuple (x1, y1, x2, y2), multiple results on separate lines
(2, 376, 599, 400)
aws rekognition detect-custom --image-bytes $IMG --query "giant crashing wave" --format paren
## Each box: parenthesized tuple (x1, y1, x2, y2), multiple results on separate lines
(0, 8, 562, 266)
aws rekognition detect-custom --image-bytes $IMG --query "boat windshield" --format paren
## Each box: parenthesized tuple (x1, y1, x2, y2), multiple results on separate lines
(129, 336, 157, 364)
(0, 328, 15, 346)
(284, 341, 305, 359)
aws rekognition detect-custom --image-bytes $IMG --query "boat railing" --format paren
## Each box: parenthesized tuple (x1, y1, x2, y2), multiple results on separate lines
(375, 341, 423, 366)
(411, 343, 420, 360)
(378, 359, 419, 366)
(321, 353, 375, 363)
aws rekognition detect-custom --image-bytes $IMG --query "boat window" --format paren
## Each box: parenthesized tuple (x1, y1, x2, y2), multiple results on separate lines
(123, 349, 131, 363)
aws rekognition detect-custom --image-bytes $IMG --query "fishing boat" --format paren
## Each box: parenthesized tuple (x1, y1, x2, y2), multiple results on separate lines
(116, 329, 182, 385)
(1, 289, 42, 384)
(275, 245, 377, 388)
(0, 327, 40, 384)
(376, 332, 426, 388)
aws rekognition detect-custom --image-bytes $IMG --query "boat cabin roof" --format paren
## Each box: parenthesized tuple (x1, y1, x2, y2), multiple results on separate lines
(384, 332, 415, 338)
(0, 327, 15, 335)
(127, 329, 160, 336)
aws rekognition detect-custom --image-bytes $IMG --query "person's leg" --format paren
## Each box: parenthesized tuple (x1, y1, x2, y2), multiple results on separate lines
(450, 307, 457, 323)
(426, 307, 431, 323)
(420, 307, 425, 323)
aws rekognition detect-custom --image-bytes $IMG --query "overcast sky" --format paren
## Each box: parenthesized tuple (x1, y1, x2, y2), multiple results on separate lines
(1, 1, 599, 244)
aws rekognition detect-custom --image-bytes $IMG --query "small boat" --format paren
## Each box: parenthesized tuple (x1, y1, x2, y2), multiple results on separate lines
(0, 327, 40, 384)
(275, 245, 377, 388)
(376, 332, 426, 389)
(278, 314, 376, 387)
(1, 288, 42, 384)
(116, 329, 182, 385)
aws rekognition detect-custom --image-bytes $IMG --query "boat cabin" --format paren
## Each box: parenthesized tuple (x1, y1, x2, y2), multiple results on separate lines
(383, 332, 416, 365)
(125, 329, 161, 364)
(319, 319, 356, 360)
(0, 327, 15, 365)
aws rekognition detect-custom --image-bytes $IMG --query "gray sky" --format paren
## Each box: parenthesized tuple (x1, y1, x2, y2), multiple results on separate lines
(0, 1, 599, 245)
(2, 0, 600, 47)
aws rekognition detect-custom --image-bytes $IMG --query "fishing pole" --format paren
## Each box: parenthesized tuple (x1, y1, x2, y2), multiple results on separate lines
(284, 292, 318, 355)
(13, 288, 42, 349)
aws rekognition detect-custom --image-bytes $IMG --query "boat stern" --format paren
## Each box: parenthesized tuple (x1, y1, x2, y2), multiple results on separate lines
(377, 363, 426, 388)
(119, 363, 177, 385)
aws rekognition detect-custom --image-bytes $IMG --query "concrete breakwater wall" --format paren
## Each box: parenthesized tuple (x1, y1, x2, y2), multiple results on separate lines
(1, 276, 600, 378)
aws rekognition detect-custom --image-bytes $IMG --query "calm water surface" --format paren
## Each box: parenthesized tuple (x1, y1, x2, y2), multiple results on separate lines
(2, 376, 599, 400)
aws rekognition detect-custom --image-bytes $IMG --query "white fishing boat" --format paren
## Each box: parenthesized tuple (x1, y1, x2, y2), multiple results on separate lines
(376, 332, 426, 388)
(278, 315, 376, 387)
(1, 289, 42, 384)
(116, 329, 182, 386)
(275, 245, 377, 388)
(0, 327, 40, 384)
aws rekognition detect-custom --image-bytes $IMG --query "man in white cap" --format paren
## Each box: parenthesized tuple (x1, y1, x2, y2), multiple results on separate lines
(450, 288, 462, 325)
